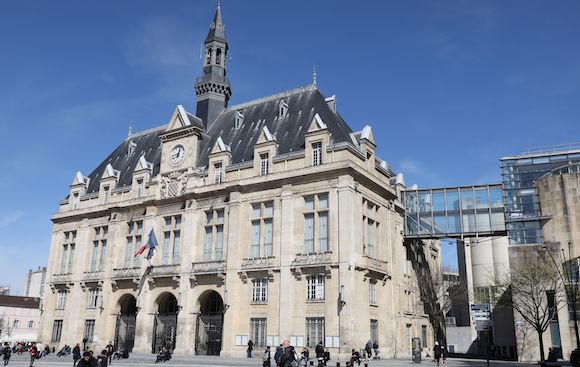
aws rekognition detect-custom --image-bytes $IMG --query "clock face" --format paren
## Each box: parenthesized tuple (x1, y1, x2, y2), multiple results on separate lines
(169, 145, 185, 165)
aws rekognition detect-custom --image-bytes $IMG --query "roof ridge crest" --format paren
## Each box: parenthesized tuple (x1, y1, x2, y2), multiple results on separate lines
(228, 85, 317, 111)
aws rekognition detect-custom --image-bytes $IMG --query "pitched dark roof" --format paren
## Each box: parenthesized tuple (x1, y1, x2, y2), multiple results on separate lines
(0, 295, 40, 309)
(82, 86, 356, 195)
(199, 85, 353, 167)
(85, 128, 163, 194)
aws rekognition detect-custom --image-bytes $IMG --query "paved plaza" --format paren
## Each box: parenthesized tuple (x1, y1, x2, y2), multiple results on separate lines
(4, 353, 538, 367)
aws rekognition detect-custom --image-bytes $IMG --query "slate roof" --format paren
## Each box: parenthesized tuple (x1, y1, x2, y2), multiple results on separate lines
(0, 295, 40, 309)
(199, 85, 353, 167)
(85, 127, 164, 194)
(82, 85, 357, 194)
(205, 5, 226, 44)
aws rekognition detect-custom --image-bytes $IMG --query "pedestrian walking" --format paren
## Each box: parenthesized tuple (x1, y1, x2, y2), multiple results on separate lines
(73, 343, 81, 367)
(372, 341, 380, 359)
(247, 339, 254, 358)
(365, 340, 372, 360)
(263, 346, 271, 367)
(315, 341, 324, 367)
(106, 342, 114, 364)
(433, 341, 442, 366)
(76, 352, 92, 367)
(28, 344, 38, 367)
(2, 343, 11, 366)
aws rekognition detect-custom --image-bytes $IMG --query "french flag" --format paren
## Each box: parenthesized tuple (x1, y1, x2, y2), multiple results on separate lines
(134, 229, 158, 260)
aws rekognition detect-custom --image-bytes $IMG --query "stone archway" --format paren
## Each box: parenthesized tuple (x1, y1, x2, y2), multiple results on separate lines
(114, 294, 137, 352)
(195, 290, 224, 355)
(152, 292, 178, 353)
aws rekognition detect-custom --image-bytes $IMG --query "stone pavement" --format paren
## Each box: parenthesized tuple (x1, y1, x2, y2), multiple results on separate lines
(4, 353, 538, 367)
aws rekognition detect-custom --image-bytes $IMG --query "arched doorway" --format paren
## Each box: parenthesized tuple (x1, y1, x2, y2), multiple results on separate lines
(115, 294, 137, 353)
(195, 291, 224, 355)
(152, 292, 178, 353)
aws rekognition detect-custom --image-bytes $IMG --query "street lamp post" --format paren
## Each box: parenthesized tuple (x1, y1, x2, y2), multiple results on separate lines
(543, 242, 580, 351)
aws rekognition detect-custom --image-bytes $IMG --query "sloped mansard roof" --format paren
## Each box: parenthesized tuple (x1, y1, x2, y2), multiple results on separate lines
(82, 85, 355, 194)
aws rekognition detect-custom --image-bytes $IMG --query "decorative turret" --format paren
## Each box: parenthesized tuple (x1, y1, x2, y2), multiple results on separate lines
(195, 4, 232, 129)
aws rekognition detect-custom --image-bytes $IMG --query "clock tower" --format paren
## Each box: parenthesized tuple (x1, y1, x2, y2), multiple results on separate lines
(159, 105, 204, 178)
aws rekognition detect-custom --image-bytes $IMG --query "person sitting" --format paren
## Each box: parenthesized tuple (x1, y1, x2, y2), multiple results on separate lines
(155, 347, 171, 363)
(349, 349, 361, 366)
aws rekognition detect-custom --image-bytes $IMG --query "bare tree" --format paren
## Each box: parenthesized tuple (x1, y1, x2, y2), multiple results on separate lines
(496, 249, 565, 361)
(405, 239, 468, 345)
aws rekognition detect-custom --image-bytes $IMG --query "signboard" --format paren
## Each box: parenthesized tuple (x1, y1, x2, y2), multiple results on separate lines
(471, 304, 492, 330)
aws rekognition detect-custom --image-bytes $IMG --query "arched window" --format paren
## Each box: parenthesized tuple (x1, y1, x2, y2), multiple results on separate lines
(206, 48, 212, 65)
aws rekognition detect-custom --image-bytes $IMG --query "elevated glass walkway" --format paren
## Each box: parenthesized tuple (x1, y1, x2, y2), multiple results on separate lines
(402, 184, 507, 239)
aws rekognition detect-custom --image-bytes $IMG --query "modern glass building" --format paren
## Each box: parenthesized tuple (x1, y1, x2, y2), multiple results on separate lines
(500, 144, 580, 245)
(402, 184, 505, 238)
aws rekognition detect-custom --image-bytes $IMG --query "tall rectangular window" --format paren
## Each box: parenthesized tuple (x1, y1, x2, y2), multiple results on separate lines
(250, 318, 267, 347)
(103, 186, 110, 204)
(91, 226, 108, 272)
(87, 288, 101, 309)
(51, 320, 63, 342)
(56, 290, 67, 310)
(363, 199, 379, 258)
(214, 162, 223, 184)
(60, 231, 76, 274)
(306, 318, 325, 347)
(136, 178, 144, 198)
(250, 201, 274, 258)
(312, 142, 323, 166)
(204, 209, 225, 261)
(370, 319, 378, 344)
(163, 215, 181, 265)
(369, 281, 377, 304)
(307, 275, 325, 301)
(260, 153, 269, 176)
(422, 325, 428, 348)
(125, 221, 142, 268)
(303, 193, 329, 253)
(252, 278, 268, 303)
(84, 320, 96, 343)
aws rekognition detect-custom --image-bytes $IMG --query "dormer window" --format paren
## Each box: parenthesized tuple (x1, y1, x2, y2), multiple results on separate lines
(235, 110, 244, 129)
(278, 100, 288, 118)
(312, 142, 323, 166)
(128, 140, 137, 156)
(214, 162, 223, 184)
(260, 153, 269, 176)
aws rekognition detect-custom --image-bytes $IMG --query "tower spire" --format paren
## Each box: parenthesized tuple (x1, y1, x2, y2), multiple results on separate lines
(195, 4, 232, 129)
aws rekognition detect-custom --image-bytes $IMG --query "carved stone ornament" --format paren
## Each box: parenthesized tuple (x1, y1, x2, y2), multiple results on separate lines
(160, 171, 188, 199)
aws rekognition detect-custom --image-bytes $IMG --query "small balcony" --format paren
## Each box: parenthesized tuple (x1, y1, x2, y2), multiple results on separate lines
(112, 267, 141, 280)
(190, 260, 226, 284)
(241, 256, 275, 271)
(293, 251, 334, 267)
(356, 255, 390, 281)
(191, 260, 226, 275)
(149, 264, 181, 279)
(51, 273, 72, 283)
(83, 271, 105, 282)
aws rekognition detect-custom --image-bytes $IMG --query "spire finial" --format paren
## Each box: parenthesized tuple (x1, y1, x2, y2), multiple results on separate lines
(217, 0, 220, 8)
(312, 65, 317, 86)
(128, 119, 133, 138)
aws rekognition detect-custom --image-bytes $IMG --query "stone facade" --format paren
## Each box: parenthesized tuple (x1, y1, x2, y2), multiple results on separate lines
(38, 5, 435, 360)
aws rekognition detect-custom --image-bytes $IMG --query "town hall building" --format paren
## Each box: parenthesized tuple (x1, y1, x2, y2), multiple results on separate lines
(39, 5, 437, 359)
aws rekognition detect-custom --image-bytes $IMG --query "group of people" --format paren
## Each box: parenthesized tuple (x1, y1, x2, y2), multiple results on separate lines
(258, 339, 329, 367)
(1, 342, 40, 367)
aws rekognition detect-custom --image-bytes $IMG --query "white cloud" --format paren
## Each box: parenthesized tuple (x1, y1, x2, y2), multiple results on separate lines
(0, 211, 24, 229)
(399, 159, 422, 175)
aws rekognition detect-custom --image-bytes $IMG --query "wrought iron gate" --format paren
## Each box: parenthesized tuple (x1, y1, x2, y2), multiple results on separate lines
(114, 314, 136, 353)
(152, 313, 178, 353)
(195, 312, 223, 355)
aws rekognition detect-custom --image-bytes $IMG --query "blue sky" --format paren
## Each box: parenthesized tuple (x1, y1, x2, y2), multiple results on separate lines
(0, 0, 579, 293)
